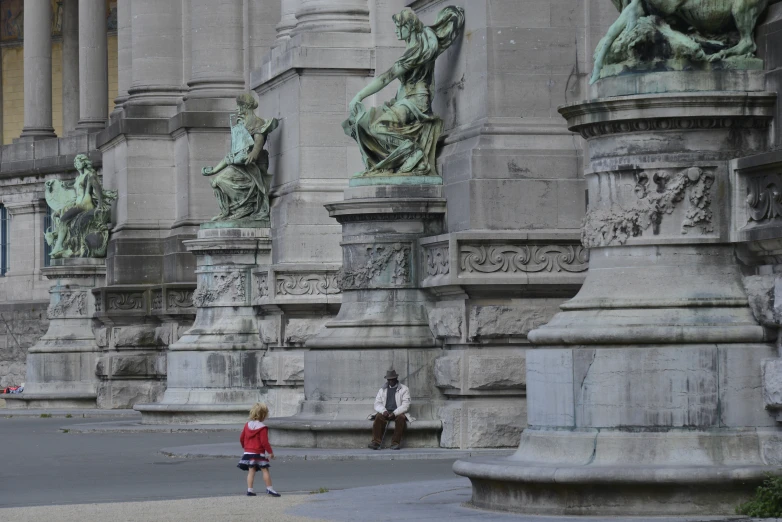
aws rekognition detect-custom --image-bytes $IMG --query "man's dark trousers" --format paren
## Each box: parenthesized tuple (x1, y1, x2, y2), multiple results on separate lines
(371, 413, 407, 446)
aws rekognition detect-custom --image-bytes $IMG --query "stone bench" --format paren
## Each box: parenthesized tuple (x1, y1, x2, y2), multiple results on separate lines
(265, 417, 443, 449)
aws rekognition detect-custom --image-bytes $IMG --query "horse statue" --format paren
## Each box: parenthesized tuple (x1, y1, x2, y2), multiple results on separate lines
(591, 0, 771, 83)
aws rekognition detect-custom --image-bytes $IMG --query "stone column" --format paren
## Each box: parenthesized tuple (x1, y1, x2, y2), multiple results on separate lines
(76, 0, 108, 131)
(291, 0, 369, 34)
(454, 72, 780, 515)
(4, 259, 106, 409)
(112, 0, 131, 112)
(186, 0, 245, 100)
(276, 0, 299, 42)
(61, 0, 79, 135)
(127, 0, 185, 107)
(20, 0, 56, 139)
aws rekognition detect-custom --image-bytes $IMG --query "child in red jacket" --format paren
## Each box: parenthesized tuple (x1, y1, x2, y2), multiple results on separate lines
(237, 402, 280, 497)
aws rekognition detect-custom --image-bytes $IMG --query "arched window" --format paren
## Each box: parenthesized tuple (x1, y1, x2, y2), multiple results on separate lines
(0, 204, 9, 275)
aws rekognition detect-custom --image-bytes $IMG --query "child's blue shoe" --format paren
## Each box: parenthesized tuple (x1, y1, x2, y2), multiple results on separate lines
(267, 488, 281, 497)
(246, 491, 256, 496)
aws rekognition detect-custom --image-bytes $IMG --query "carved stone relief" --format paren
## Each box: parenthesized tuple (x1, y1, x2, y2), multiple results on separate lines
(460, 245, 588, 274)
(425, 246, 450, 276)
(106, 292, 145, 311)
(337, 243, 411, 290)
(257, 273, 269, 298)
(747, 173, 782, 223)
(151, 290, 163, 310)
(167, 289, 194, 309)
(193, 271, 247, 307)
(47, 291, 86, 318)
(276, 274, 340, 296)
(582, 167, 715, 248)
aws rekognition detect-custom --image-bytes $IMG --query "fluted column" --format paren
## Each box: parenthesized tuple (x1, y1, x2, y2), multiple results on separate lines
(76, 0, 108, 131)
(276, 0, 299, 42)
(187, 0, 244, 99)
(113, 0, 131, 112)
(61, 0, 79, 135)
(291, 0, 369, 34)
(127, 0, 185, 106)
(20, 0, 56, 139)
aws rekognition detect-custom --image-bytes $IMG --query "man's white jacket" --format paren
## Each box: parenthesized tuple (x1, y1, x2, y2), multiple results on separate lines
(371, 383, 415, 422)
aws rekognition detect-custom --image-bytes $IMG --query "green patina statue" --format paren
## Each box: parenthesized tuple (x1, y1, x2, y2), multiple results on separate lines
(343, 6, 465, 184)
(44, 154, 117, 259)
(202, 93, 279, 224)
(591, 0, 770, 83)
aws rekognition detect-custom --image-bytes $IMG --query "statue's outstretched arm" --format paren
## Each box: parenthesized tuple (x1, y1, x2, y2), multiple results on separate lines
(350, 63, 406, 114)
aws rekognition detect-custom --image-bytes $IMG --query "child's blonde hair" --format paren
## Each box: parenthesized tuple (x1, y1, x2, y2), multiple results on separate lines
(249, 402, 269, 421)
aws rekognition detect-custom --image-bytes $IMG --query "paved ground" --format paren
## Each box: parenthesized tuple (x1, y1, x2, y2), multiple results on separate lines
(161, 441, 513, 461)
(0, 416, 456, 508)
(0, 414, 774, 521)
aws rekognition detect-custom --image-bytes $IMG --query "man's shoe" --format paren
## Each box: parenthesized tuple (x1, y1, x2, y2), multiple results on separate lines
(267, 489, 282, 497)
(390, 444, 401, 450)
(368, 442, 381, 450)
(246, 492, 256, 496)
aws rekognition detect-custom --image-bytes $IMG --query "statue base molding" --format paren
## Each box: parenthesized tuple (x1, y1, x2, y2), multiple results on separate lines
(454, 73, 781, 515)
(136, 226, 270, 424)
(267, 184, 446, 447)
(5, 258, 105, 410)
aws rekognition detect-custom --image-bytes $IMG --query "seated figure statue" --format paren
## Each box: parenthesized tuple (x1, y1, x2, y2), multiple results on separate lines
(202, 93, 279, 223)
(343, 6, 465, 180)
(44, 154, 117, 259)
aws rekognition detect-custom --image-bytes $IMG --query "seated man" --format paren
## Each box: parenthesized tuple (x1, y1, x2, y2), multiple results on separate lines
(368, 370, 411, 450)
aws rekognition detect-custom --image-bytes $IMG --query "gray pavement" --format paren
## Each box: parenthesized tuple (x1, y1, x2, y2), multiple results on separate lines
(0, 415, 776, 521)
(1, 407, 139, 419)
(161, 442, 513, 461)
(289, 478, 760, 522)
(0, 416, 459, 508)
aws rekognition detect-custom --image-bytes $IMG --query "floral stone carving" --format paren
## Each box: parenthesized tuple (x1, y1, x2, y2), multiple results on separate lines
(343, 6, 465, 181)
(591, 0, 770, 83)
(44, 154, 117, 259)
(582, 167, 714, 248)
(337, 243, 411, 290)
(47, 291, 86, 318)
(201, 93, 279, 223)
(193, 272, 247, 307)
(276, 274, 340, 296)
(460, 245, 589, 274)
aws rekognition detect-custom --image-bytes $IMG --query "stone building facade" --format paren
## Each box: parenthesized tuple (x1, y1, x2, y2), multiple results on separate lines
(0, 0, 779, 466)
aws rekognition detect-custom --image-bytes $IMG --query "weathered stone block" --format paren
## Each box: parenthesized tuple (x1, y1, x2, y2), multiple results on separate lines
(111, 325, 160, 348)
(428, 307, 462, 339)
(526, 349, 574, 427)
(261, 351, 305, 383)
(285, 318, 328, 345)
(259, 318, 279, 344)
(438, 403, 462, 448)
(467, 403, 526, 448)
(467, 355, 525, 390)
(763, 358, 782, 409)
(744, 275, 777, 326)
(434, 354, 461, 389)
(469, 304, 558, 340)
(96, 380, 166, 409)
(111, 355, 152, 377)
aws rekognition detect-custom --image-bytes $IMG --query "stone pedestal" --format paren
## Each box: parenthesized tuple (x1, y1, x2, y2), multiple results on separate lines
(135, 226, 270, 424)
(5, 259, 105, 409)
(266, 185, 445, 447)
(454, 72, 782, 516)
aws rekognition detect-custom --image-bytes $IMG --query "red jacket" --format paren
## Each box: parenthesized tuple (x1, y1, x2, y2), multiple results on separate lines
(240, 421, 273, 455)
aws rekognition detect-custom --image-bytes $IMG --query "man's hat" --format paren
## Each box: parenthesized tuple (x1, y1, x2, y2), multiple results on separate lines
(385, 369, 399, 380)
